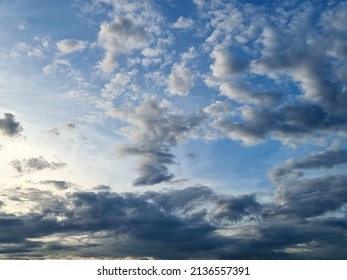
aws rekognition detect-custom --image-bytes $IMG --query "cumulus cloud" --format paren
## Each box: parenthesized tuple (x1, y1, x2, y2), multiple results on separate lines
(210, 49, 249, 80)
(196, 1, 347, 146)
(268, 149, 347, 218)
(10, 41, 45, 58)
(203, 101, 231, 117)
(56, 39, 87, 54)
(10, 156, 66, 174)
(113, 100, 205, 185)
(219, 83, 281, 106)
(167, 64, 193, 96)
(172, 17, 194, 29)
(98, 16, 149, 73)
(0, 113, 23, 137)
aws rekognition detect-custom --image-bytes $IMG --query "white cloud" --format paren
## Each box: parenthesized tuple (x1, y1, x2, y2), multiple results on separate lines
(219, 83, 280, 106)
(172, 17, 194, 29)
(13, 19, 29, 31)
(167, 64, 193, 96)
(210, 48, 248, 80)
(57, 39, 88, 54)
(43, 59, 72, 75)
(98, 16, 149, 73)
(101, 71, 135, 99)
(141, 47, 161, 57)
(203, 101, 231, 117)
(10, 40, 46, 59)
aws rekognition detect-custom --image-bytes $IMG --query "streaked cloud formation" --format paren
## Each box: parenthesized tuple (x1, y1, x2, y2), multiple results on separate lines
(0, 0, 346, 259)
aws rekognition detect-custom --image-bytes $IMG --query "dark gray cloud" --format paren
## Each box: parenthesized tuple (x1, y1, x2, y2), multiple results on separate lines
(0, 113, 23, 137)
(212, 102, 346, 145)
(39, 180, 71, 190)
(1, 182, 346, 259)
(10, 156, 66, 173)
(115, 100, 206, 186)
(269, 148, 347, 184)
(273, 174, 347, 219)
(268, 149, 347, 219)
(212, 194, 262, 223)
(93, 185, 112, 192)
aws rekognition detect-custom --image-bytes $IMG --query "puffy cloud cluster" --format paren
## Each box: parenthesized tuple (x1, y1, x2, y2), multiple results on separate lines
(201, 1, 347, 145)
(98, 16, 148, 73)
(113, 100, 205, 186)
(167, 64, 193, 96)
(57, 39, 87, 54)
(96, 0, 165, 73)
(0, 113, 23, 137)
(172, 17, 194, 29)
(10, 156, 66, 174)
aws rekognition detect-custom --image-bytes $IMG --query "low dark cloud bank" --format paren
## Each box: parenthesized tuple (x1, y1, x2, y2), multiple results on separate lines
(1, 147, 346, 260)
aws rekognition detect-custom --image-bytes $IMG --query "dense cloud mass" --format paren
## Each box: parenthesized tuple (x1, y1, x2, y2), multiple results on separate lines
(0, 113, 23, 137)
(114, 100, 205, 186)
(0, 179, 346, 259)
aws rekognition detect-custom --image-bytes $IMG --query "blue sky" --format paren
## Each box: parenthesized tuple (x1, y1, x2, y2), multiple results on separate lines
(0, 0, 347, 259)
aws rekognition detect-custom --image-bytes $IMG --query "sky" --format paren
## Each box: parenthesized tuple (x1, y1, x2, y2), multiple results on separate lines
(0, 0, 347, 259)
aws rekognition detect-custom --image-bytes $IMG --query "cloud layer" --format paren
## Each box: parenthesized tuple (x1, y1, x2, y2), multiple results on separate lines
(1, 0, 347, 260)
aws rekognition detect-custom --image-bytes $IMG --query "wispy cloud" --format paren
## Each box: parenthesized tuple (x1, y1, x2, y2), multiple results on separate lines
(10, 156, 66, 174)
(57, 39, 87, 54)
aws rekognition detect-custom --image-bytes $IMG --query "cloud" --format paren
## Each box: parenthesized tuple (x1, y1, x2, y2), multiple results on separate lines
(0, 113, 23, 137)
(172, 17, 194, 29)
(167, 64, 193, 96)
(13, 19, 29, 31)
(56, 39, 87, 54)
(269, 148, 347, 184)
(62, 123, 76, 131)
(42, 59, 72, 75)
(210, 49, 249, 80)
(268, 149, 347, 218)
(10, 42, 45, 58)
(219, 83, 281, 106)
(197, 1, 347, 146)
(48, 128, 60, 138)
(0, 186, 261, 259)
(209, 102, 346, 145)
(39, 180, 71, 190)
(1, 184, 347, 259)
(203, 101, 231, 117)
(10, 156, 66, 174)
(212, 194, 262, 223)
(98, 16, 149, 73)
(113, 100, 205, 185)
